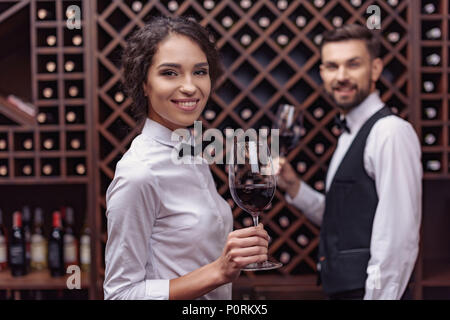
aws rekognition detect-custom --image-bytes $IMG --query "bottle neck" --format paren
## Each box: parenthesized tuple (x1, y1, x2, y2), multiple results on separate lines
(13, 211, 22, 228)
(52, 212, 62, 228)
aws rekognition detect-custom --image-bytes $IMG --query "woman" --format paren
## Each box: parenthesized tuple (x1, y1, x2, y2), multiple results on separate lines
(103, 16, 269, 300)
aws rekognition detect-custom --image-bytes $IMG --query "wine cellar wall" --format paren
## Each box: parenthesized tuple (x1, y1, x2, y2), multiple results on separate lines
(0, 0, 449, 300)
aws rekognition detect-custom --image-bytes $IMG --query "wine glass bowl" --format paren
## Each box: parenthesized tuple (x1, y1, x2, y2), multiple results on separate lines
(228, 139, 282, 271)
(273, 104, 303, 157)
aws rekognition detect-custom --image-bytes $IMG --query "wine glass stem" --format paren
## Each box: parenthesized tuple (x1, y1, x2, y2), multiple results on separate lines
(252, 213, 259, 227)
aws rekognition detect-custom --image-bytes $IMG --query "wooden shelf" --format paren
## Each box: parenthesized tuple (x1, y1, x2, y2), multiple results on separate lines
(0, 270, 90, 290)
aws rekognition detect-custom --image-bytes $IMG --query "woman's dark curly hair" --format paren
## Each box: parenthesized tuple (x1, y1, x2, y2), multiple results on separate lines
(122, 16, 223, 124)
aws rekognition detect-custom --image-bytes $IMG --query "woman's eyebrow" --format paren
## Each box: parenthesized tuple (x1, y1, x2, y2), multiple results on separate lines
(157, 62, 209, 69)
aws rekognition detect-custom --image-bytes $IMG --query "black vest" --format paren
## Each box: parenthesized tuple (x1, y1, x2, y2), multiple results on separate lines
(318, 105, 393, 295)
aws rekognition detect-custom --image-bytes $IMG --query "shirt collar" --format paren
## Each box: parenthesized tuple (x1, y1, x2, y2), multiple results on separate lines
(141, 118, 187, 148)
(344, 91, 385, 134)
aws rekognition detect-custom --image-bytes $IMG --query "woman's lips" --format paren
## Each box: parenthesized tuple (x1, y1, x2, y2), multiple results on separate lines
(171, 99, 200, 111)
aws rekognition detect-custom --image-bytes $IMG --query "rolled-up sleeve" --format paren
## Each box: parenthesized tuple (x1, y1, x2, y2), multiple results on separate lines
(103, 161, 169, 300)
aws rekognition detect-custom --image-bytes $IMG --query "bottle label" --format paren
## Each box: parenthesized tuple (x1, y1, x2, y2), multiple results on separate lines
(64, 234, 77, 263)
(10, 243, 25, 265)
(31, 235, 47, 263)
(0, 235, 6, 263)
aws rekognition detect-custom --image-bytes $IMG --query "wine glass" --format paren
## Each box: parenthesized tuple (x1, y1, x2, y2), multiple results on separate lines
(272, 104, 303, 157)
(228, 139, 282, 271)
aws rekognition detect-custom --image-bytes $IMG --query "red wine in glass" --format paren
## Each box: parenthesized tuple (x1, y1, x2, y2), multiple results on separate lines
(228, 140, 282, 271)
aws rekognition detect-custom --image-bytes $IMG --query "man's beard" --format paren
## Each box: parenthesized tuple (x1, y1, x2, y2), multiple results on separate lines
(327, 80, 371, 112)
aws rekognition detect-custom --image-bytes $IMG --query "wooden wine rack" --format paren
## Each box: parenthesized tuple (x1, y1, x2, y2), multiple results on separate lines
(0, 0, 449, 300)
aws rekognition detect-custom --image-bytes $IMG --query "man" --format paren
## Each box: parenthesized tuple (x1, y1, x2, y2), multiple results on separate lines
(277, 24, 422, 300)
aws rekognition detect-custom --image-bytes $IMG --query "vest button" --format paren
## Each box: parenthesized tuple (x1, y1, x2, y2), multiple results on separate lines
(319, 256, 326, 261)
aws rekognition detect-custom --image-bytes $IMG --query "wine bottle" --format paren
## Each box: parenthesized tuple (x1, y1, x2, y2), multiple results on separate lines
(221, 16, 233, 29)
(114, 92, 125, 103)
(423, 80, 435, 92)
(204, 110, 216, 121)
(37, 9, 49, 20)
(42, 164, 53, 176)
(203, 0, 215, 10)
(295, 16, 307, 28)
(387, 0, 398, 7)
(64, 61, 75, 72)
(240, 34, 252, 46)
(424, 107, 437, 119)
(424, 133, 436, 145)
(314, 143, 325, 155)
(167, 0, 178, 12)
(240, 108, 253, 120)
(425, 53, 441, 66)
(131, 0, 143, 12)
(80, 216, 91, 272)
(0, 165, 7, 176)
(70, 138, 81, 150)
(296, 161, 307, 173)
(68, 86, 79, 98)
(75, 163, 86, 175)
(30, 208, 47, 271)
(314, 180, 325, 191)
(313, 107, 324, 119)
(314, 34, 323, 45)
(23, 138, 33, 151)
(387, 32, 400, 43)
(425, 28, 442, 40)
(350, 0, 361, 7)
(22, 206, 32, 271)
(0, 138, 7, 150)
(46, 35, 57, 46)
(277, 0, 288, 10)
(280, 251, 290, 264)
(72, 35, 83, 46)
(277, 34, 289, 46)
(10, 211, 27, 277)
(278, 216, 290, 228)
(48, 211, 64, 277)
(43, 138, 55, 150)
(258, 17, 270, 29)
(64, 207, 78, 268)
(0, 209, 7, 271)
(240, 0, 252, 9)
(332, 16, 343, 28)
(313, 0, 325, 8)
(42, 87, 54, 99)
(46, 61, 56, 73)
(426, 160, 440, 171)
(22, 164, 33, 176)
(423, 3, 436, 14)
(296, 234, 309, 247)
(66, 111, 77, 123)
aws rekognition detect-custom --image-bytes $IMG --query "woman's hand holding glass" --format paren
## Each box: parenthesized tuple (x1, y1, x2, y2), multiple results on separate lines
(215, 223, 269, 283)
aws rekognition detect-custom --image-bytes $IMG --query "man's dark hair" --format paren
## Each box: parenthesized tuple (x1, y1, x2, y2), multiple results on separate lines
(122, 16, 223, 124)
(320, 24, 381, 59)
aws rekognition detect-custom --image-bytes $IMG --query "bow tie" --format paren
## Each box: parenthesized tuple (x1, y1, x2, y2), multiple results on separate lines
(334, 114, 351, 134)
